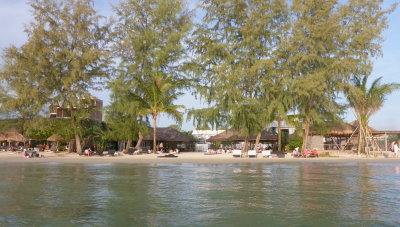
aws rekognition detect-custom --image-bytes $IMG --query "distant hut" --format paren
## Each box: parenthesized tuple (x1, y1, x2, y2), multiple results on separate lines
(142, 127, 196, 152)
(310, 121, 379, 151)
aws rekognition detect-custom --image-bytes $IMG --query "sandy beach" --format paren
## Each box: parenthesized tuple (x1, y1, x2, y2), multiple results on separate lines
(1, 151, 400, 164)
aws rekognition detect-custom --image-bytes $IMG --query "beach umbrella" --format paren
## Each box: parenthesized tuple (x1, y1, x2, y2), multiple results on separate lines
(0, 133, 6, 141)
(3, 131, 27, 142)
(47, 134, 65, 142)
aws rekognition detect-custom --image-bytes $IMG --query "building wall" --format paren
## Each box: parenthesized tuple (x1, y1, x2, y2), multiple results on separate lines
(308, 135, 325, 151)
(49, 97, 103, 121)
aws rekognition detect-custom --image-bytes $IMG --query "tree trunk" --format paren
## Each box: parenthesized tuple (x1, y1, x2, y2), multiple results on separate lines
(277, 117, 282, 152)
(69, 141, 73, 152)
(357, 119, 367, 155)
(254, 132, 261, 151)
(75, 133, 82, 154)
(357, 127, 362, 155)
(243, 137, 249, 156)
(135, 131, 143, 149)
(153, 116, 157, 153)
(125, 139, 132, 152)
(301, 118, 310, 153)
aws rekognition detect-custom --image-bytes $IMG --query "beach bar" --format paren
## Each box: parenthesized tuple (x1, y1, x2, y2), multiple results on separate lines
(141, 127, 196, 152)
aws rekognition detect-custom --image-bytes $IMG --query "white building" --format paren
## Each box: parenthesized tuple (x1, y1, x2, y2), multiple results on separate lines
(192, 130, 225, 152)
(192, 130, 226, 142)
(268, 120, 296, 135)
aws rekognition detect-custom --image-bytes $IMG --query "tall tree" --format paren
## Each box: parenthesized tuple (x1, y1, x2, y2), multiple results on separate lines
(111, 0, 191, 149)
(128, 74, 185, 153)
(107, 76, 149, 151)
(7, 0, 112, 153)
(287, 0, 394, 152)
(347, 75, 399, 154)
(0, 41, 50, 134)
(190, 0, 289, 154)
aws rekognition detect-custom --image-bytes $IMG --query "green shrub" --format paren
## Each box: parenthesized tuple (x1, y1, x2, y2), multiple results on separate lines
(288, 137, 303, 152)
(58, 145, 65, 151)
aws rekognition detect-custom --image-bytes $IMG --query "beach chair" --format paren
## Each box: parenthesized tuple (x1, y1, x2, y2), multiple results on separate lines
(248, 150, 257, 158)
(262, 150, 272, 158)
(233, 150, 242, 158)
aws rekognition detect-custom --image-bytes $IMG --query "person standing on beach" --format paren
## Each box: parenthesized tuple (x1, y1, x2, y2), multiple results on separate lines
(394, 142, 399, 157)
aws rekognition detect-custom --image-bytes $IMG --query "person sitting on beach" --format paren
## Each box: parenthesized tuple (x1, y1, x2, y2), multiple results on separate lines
(85, 148, 93, 156)
(23, 149, 30, 158)
(205, 149, 216, 154)
(292, 147, 300, 157)
(302, 149, 310, 158)
(30, 149, 39, 158)
(311, 148, 319, 157)
(174, 148, 179, 154)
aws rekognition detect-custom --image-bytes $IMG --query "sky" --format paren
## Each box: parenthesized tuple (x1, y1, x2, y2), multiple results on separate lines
(0, 0, 399, 131)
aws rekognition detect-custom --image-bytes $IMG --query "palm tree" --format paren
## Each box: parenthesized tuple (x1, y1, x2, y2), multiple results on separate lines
(129, 74, 185, 153)
(347, 75, 399, 155)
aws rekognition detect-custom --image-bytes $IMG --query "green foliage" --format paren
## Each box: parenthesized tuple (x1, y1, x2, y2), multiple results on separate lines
(388, 135, 400, 143)
(168, 124, 196, 140)
(288, 137, 303, 153)
(132, 74, 186, 151)
(190, 0, 289, 137)
(109, 0, 191, 149)
(0, 119, 23, 134)
(4, 0, 112, 152)
(58, 145, 66, 152)
(285, 0, 395, 151)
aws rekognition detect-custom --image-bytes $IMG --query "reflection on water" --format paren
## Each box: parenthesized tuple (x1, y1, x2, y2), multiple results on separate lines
(1, 162, 400, 226)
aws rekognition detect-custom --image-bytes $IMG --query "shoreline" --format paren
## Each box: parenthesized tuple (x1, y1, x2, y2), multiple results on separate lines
(1, 151, 400, 164)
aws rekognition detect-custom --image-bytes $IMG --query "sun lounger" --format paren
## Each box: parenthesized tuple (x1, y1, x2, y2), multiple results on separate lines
(248, 150, 257, 158)
(233, 150, 242, 157)
(262, 150, 272, 158)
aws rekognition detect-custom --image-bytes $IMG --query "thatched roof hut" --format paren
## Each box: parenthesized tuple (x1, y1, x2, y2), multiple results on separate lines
(326, 121, 377, 137)
(208, 129, 278, 142)
(47, 134, 65, 142)
(2, 131, 27, 142)
(143, 127, 196, 142)
(0, 133, 6, 141)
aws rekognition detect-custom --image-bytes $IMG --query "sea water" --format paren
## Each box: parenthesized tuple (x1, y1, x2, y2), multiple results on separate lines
(1, 162, 400, 226)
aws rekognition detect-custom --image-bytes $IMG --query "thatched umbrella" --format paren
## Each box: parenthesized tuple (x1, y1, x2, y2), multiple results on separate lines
(47, 134, 65, 142)
(143, 127, 196, 142)
(2, 131, 27, 147)
(47, 134, 66, 152)
(0, 133, 6, 141)
(3, 131, 27, 142)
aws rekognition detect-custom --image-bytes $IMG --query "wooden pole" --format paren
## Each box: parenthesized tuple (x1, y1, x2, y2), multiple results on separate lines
(385, 132, 388, 151)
